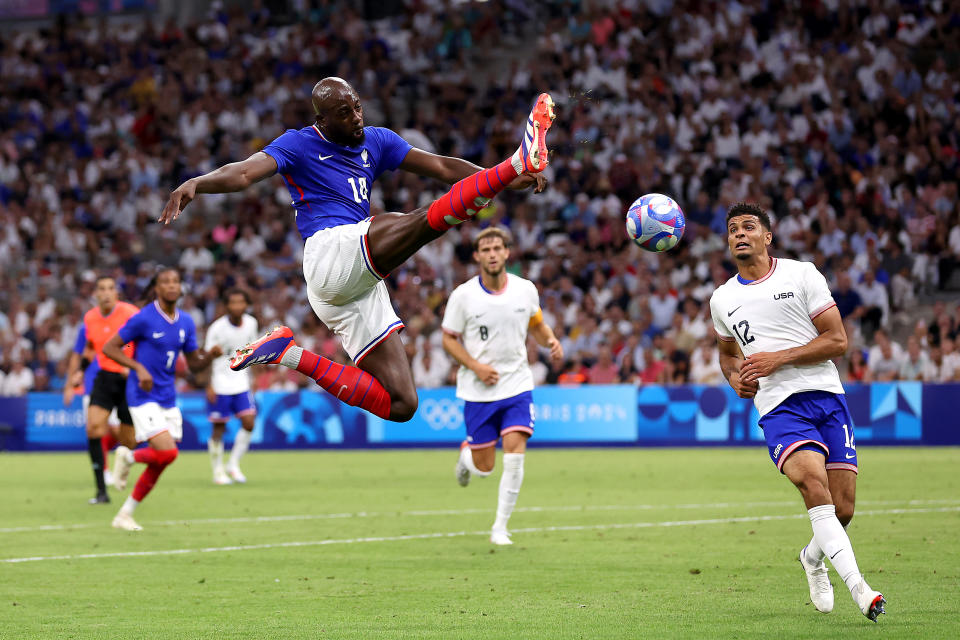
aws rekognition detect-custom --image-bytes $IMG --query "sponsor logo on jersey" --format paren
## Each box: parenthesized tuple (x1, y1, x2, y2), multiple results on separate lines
(773, 292, 795, 300)
(152, 332, 165, 339)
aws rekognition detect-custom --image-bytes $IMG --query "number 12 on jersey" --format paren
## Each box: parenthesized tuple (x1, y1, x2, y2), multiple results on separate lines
(348, 177, 368, 203)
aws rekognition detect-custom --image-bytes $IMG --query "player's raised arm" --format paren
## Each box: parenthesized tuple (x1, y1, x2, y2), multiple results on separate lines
(159, 151, 279, 225)
(400, 148, 547, 193)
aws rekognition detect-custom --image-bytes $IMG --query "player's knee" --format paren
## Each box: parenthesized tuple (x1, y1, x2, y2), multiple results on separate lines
(475, 459, 495, 473)
(793, 476, 830, 502)
(156, 447, 179, 467)
(835, 504, 855, 526)
(389, 392, 418, 422)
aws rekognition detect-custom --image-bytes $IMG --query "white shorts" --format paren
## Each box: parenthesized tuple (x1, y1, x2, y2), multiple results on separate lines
(129, 402, 183, 443)
(82, 395, 120, 426)
(303, 218, 404, 363)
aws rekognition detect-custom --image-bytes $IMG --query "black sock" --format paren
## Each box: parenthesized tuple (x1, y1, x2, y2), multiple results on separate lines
(88, 438, 106, 493)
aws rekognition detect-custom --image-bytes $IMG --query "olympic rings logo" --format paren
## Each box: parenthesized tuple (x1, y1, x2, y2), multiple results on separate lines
(420, 398, 463, 431)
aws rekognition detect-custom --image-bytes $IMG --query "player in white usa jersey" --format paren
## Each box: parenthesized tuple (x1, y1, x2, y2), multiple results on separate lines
(203, 289, 259, 484)
(710, 203, 885, 622)
(441, 227, 563, 545)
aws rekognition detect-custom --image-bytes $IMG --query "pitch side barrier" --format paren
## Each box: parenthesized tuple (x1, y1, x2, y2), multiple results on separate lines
(2, 383, 955, 451)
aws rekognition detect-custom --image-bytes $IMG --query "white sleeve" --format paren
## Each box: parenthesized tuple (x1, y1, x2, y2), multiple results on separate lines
(709, 292, 735, 342)
(528, 281, 542, 320)
(204, 320, 219, 350)
(441, 287, 466, 336)
(803, 263, 836, 319)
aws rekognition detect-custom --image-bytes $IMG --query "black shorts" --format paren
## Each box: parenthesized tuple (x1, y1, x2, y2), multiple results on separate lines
(89, 370, 132, 425)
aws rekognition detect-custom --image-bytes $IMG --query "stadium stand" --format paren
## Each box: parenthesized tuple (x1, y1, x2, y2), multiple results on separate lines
(1, 0, 959, 395)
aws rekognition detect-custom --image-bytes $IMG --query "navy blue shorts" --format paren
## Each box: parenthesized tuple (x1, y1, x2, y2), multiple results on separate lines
(463, 391, 535, 448)
(207, 391, 257, 421)
(759, 391, 858, 474)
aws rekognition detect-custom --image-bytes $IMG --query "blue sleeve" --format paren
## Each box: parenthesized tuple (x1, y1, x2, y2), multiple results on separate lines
(183, 316, 199, 354)
(117, 311, 145, 344)
(73, 325, 87, 354)
(262, 129, 302, 175)
(373, 127, 412, 173)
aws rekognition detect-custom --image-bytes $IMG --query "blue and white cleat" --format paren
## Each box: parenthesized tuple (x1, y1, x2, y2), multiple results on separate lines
(230, 326, 296, 371)
(510, 92, 555, 175)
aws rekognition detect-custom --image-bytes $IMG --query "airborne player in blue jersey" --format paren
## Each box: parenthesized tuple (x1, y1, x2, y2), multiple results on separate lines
(159, 77, 554, 423)
(102, 268, 221, 531)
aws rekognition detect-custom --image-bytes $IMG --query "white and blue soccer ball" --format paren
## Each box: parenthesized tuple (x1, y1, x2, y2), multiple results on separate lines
(625, 193, 685, 252)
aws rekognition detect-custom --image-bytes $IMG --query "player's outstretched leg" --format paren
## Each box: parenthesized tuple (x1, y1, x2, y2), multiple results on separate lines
(112, 444, 179, 532)
(426, 92, 555, 233)
(231, 326, 395, 419)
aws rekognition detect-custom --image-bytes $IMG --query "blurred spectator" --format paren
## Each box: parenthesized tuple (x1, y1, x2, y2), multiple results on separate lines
(588, 344, 619, 384)
(1, 361, 34, 396)
(898, 337, 933, 381)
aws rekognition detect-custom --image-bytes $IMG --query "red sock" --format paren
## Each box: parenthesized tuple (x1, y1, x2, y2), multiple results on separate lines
(426, 158, 519, 231)
(101, 433, 118, 469)
(130, 448, 178, 501)
(133, 447, 179, 466)
(296, 349, 392, 419)
(131, 464, 163, 501)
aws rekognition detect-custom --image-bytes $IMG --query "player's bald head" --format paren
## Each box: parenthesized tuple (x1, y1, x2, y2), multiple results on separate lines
(312, 77, 357, 115)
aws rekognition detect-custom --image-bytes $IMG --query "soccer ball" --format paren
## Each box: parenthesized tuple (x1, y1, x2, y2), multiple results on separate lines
(625, 193, 685, 252)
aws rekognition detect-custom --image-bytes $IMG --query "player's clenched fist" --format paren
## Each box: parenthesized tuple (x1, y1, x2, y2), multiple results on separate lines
(728, 369, 758, 399)
(472, 362, 500, 386)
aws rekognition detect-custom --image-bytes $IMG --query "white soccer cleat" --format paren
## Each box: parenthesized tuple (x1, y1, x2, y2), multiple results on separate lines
(490, 529, 513, 546)
(226, 466, 247, 484)
(798, 546, 834, 613)
(213, 468, 233, 485)
(852, 579, 886, 622)
(112, 446, 134, 491)
(111, 511, 142, 532)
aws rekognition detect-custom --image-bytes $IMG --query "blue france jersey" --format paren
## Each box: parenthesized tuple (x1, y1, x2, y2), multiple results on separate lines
(262, 125, 412, 240)
(72, 324, 99, 395)
(117, 301, 198, 409)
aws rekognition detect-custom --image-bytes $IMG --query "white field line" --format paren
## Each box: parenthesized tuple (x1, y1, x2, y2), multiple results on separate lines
(2, 498, 958, 535)
(3, 505, 958, 564)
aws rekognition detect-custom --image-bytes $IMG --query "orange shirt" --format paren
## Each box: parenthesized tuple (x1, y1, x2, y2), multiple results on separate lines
(83, 302, 139, 373)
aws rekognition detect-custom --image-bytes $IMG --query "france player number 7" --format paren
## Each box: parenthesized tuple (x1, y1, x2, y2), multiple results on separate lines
(165, 350, 176, 369)
(347, 177, 368, 204)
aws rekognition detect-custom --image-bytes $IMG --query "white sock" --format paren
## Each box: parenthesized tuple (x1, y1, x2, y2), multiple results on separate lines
(459, 445, 491, 478)
(804, 522, 849, 565)
(808, 504, 862, 593)
(229, 429, 252, 469)
(280, 345, 303, 369)
(493, 453, 524, 532)
(121, 496, 140, 516)
(208, 438, 224, 472)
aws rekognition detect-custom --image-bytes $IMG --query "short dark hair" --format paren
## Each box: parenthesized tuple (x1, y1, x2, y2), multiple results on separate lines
(473, 226, 513, 251)
(725, 202, 771, 230)
(224, 288, 252, 305)
(94, 275, 115, 286)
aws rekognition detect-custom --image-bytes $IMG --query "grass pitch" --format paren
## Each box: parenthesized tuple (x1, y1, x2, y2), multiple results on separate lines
(1, 447, 957, 639)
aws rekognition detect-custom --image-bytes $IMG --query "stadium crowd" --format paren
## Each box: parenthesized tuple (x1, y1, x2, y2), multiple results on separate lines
(2, 0, 960, 397)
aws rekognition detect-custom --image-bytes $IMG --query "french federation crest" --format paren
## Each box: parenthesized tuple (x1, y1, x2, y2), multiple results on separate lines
(361, 149, 370, 167)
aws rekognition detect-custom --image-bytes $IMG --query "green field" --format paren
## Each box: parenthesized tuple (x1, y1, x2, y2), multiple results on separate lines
(1, 447, 957, 639)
